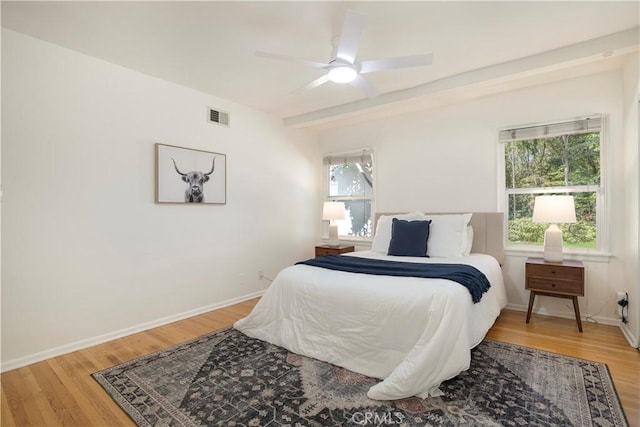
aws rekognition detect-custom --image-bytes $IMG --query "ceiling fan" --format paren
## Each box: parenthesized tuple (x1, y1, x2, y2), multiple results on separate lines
(256, 10, 434, 99)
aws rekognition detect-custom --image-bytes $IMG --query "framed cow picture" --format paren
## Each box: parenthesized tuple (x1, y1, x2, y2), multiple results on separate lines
(155, 143, 226, 204)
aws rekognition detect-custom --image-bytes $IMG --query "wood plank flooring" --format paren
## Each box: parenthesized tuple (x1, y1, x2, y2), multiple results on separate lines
(2, 300, 638, 426)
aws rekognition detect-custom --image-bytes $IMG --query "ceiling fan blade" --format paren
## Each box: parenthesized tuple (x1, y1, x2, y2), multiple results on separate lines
(334, 10, 366, 64)
(292, 74, 331, 94)
(255, 51, 329, 69)
(359, 53, 434, 74)
(349, 75, 379, 99)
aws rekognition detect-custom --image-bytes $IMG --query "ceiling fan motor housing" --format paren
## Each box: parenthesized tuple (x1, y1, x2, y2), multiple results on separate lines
(328, 60, 359, 83)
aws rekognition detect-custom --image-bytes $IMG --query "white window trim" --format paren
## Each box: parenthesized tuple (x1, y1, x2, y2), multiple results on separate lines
(322, 148, 376, 242)
(497, 115, 612, 262)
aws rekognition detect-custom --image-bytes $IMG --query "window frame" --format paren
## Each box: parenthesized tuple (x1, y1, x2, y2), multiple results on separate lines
(497, 115, 611, 259)
(322, 148, 376, 243)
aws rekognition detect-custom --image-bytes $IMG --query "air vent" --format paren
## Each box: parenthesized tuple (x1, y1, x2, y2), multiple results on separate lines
(208, 107, 230, 127)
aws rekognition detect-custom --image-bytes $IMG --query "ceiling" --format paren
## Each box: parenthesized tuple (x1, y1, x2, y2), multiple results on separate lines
(2, 1, 639, 128)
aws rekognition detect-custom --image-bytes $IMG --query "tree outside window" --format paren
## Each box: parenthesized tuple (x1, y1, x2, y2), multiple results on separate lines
(325, 151, 374, 238)
(502, 117, 602, 248)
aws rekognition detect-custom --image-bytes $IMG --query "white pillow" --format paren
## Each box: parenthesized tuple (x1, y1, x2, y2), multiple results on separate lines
(371, 212, 426, 253)
(424, 214, 473, 257)
(464, 226, 474, 256)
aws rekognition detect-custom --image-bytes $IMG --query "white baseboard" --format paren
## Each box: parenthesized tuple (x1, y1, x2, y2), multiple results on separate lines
(619, 322, 640, 348)
(0, 291, 264, 373)
(505, 303, 621, 327)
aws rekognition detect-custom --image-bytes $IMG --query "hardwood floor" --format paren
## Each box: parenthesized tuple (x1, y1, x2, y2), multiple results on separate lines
(2, 300, 638, 426)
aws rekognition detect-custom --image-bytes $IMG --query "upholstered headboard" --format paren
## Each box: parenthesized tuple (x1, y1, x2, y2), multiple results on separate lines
(374, 212, 505, 265)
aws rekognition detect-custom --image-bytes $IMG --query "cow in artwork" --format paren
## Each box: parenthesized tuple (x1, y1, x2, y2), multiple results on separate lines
(171, 157, 215, 203)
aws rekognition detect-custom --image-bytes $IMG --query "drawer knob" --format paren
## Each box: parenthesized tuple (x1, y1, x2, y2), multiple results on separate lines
(551, 270, 556, 274)
(551, 283, 556, 287)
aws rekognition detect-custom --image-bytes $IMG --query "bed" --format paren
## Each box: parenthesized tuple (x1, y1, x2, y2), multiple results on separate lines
(234, 212, 507, 400)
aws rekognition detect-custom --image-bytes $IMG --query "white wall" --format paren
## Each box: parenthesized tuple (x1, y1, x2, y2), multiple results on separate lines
(0, 14, 3, 365)
(319, 69, 635, 332)
(621, 54, 639, 347)
(1, 30, 321, 370)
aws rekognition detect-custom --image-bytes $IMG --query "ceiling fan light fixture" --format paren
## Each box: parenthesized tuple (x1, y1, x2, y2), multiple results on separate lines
(256, 10, 433, 97)
(328, 65, 358, 83)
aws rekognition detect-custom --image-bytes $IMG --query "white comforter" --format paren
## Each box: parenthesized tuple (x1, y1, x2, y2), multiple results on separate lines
(234, 251, 507, 400)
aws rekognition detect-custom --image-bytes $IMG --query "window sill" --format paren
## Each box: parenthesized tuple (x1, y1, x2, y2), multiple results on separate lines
(505, 246, 613, 263)
(321, 237, 373, 249)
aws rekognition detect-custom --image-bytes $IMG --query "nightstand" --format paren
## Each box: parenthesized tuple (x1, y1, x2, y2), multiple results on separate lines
(525, 257, 585, 332)
(315, 244, 355, 257)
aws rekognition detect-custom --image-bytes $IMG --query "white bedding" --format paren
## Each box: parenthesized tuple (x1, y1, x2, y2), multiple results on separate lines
(234, 251, 507, 400)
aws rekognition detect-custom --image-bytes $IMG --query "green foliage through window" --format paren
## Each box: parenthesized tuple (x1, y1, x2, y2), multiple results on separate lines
(503, 117, 601, 248)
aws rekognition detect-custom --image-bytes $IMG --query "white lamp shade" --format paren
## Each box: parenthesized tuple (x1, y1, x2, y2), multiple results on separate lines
(532, 195, 576, 224)
(322, 202, 347, 221)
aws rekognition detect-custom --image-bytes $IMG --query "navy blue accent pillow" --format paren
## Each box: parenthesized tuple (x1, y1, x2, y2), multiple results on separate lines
(388, 218, 432, 257)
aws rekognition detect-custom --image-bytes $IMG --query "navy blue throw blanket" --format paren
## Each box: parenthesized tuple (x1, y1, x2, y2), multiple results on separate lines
(296, 255, 491, 303)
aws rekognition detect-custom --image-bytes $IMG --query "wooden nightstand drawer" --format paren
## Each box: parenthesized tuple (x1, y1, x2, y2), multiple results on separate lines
(526, 263, 583, 282)
(527, 278, 583, 296)
(315, 245, 355, 257)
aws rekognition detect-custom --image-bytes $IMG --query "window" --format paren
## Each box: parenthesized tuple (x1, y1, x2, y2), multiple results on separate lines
(323, 150, 374, 238)
(500, 115, 603, 249)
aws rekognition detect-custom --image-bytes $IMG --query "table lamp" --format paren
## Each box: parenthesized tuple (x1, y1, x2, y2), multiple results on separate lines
(323, 202, 346, 247)
(532, 195, 576, 262)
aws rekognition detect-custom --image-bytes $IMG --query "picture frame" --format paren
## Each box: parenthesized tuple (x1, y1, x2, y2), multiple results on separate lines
(155, 143, 226, 204)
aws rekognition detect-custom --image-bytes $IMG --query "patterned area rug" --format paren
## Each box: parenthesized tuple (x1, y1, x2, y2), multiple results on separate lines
(93, 328, 627, 426)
